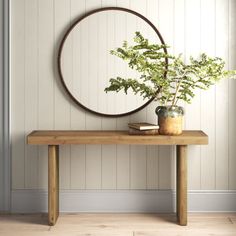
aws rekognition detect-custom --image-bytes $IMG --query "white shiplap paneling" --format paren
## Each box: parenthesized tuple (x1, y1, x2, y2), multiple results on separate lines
(115, 0, 131, 190)
(24, 0, 38, 189)
(70, 0, 87, 190)
(185, 0, 202, 190)
(55, 0, 71, 190)
(200, 0, 216, 190)
(158, 0, 174, 190)
(11, 0, 25, 189)
(10, 0, 236, 192)
(101, 0, 117, 190)
(38, 0, 54, 189)
(215, 0, 229, 190)
(229, 0, 236, 190)
(129, 0, 148, 190)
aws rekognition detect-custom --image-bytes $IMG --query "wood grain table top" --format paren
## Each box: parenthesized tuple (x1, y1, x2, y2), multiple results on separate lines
(27, 130, 208, 145)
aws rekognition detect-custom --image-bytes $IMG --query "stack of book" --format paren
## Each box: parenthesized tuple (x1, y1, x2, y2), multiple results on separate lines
(128, 122, 159, 135)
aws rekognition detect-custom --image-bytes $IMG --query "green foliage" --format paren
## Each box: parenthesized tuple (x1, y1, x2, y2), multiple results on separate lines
(104, 32, 236, 105)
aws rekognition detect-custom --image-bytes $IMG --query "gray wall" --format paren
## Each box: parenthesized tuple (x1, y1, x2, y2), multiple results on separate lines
(0, 0, 4, 211)
(0, 0, 9, 212)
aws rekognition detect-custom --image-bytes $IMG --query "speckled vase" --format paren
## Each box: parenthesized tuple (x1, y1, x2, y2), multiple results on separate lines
(155, 105, 184, 135)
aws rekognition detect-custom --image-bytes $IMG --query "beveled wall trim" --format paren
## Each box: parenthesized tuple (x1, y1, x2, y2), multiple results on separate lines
(11, 190, 236, 213)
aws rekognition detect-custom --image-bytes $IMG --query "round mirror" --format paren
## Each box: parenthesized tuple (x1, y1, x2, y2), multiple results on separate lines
(58, 7, 167, 117)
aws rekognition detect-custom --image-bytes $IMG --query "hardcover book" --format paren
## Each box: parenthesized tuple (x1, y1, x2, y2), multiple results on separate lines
(128, 122, 159, 130)
(128, 128, 159, 135)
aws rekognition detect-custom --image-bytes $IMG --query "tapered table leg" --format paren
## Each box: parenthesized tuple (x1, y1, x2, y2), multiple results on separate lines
(176, 145, 187, 226)
(48, 145, 59, 226)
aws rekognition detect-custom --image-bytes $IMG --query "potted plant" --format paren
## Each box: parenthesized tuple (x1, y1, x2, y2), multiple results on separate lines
(105, 32, 236, 135)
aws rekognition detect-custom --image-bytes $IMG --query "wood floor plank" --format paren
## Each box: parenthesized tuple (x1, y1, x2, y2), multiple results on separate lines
(0, 213, 235, 236)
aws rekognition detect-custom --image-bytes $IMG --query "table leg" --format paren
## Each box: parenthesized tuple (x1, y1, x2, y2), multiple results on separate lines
(48, 145, 59, 226)
(176, 147, 179, 219)
(176, 145, 187, 226)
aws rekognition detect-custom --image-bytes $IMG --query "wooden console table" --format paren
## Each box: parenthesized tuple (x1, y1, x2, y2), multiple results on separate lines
(27, 130, 208, 226)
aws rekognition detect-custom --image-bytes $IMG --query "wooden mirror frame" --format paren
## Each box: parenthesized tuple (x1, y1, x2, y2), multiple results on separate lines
(58, 7, 168, 117)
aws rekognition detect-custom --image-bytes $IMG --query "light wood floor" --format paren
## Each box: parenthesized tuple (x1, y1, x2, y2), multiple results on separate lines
(0, 213, 236, 236)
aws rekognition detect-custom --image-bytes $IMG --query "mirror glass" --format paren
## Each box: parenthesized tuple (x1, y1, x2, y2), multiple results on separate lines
(59, 8, 165, 116)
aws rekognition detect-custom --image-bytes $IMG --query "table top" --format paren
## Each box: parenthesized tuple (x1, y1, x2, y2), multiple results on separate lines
(27, 130, 208, 145)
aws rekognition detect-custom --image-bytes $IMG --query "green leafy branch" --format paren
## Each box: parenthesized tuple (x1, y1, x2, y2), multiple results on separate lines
(104, 32, 236, 106)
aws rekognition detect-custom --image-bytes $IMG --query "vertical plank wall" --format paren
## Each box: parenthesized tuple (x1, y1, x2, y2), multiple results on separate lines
(11, 0, 236, 191)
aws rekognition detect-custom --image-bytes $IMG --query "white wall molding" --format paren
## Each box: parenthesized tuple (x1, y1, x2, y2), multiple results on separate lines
(11, 190, 236, 213)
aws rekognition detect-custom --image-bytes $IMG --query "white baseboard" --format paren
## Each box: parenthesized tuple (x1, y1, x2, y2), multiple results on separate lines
(11, 190, 236, 213)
